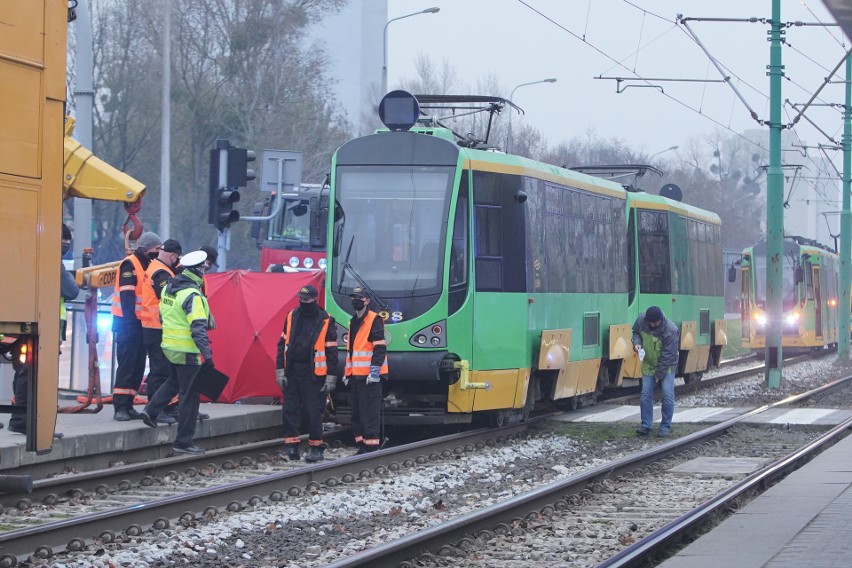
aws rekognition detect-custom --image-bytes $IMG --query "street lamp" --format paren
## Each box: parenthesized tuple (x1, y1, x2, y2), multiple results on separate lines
(383, 7, 440, 95)
(507, 78, 557, 153)
(649, 145, 679, 160)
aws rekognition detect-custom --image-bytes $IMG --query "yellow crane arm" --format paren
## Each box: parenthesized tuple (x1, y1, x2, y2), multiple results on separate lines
(63, 116, 146, 203)
(75, 261, 121, 290)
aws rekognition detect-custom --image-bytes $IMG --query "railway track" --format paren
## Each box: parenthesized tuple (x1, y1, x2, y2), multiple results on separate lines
(602, 351, 825, 405)
(4, 354, 846, 566)
(320, 375, 852, 568)
(0, 422, 533, 565)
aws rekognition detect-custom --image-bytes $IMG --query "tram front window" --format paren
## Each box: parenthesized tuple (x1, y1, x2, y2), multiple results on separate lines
(753, 255, 798, 310)
(333, 166, 454, 298)
(267, 199, 310, 247)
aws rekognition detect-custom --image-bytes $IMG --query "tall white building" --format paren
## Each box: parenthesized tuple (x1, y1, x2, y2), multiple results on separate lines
(310, 0, 386, 136)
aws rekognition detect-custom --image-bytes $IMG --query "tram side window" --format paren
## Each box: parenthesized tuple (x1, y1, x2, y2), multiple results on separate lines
(473, 171, 527, 292)
(545, 183, 566, 292)
(525, 178, 546, 292)
(449, 178, 468, 288)
(638, 209, 671, 294)
(669, 215, 690, 295)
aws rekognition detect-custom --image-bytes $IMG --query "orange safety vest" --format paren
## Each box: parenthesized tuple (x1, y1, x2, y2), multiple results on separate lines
(345, 311, 389, 376)
(282, 310, 332, 376)
(110, 254, 145, 318)
(140, 259, 175, 329)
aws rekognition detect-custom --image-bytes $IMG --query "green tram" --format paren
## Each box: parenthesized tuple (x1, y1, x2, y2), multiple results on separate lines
(737, 237, 839, 353)
(326, 92, 726, 426)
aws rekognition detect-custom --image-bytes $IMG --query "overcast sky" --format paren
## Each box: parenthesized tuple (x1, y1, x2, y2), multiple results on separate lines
(386, 0, 848, 160)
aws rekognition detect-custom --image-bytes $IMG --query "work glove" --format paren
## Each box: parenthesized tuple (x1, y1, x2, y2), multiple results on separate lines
(275, 368, 287, 390)
(342, 376, 350, 387)
(320, 375, 336, 394)
(366, 366, 381, 384)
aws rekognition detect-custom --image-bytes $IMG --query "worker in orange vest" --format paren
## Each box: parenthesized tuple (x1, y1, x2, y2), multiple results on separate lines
(343, 287, 388, 453)
(275, 285, 339, 462)
(111, 231, 161, 421)
(140, 239, 182, 424)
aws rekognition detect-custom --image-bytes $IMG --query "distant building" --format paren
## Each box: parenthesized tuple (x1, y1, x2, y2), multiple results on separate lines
(309, 0, 386, 136)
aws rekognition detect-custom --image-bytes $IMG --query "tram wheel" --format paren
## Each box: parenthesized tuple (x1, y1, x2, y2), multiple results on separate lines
(683, 372, 703, 385)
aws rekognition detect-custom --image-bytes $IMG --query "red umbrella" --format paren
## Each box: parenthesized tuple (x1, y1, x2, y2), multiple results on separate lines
(205, 270, 326, 403)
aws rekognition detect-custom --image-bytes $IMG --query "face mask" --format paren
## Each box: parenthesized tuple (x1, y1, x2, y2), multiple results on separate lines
(61, 243, 71, 255)
(300, 301, 318, 315)
(351, 299, 366, 311)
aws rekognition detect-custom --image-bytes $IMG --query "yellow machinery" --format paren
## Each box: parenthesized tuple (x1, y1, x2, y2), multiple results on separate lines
(0, 1, 146, 453)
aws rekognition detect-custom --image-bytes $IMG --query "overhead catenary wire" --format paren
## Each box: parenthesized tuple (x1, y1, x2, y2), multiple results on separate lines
(515, 0, 770, 152)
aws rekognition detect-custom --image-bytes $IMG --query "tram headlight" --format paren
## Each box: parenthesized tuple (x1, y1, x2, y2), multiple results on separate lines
(318, 258, 327, 270)
(430, 336, 441, 346)
(785, 312, 800, 325)
(288, 256, 299, 268)
(415, 334, 427, 345)
(303, 257, 314, 269)
(754, 313, 767, 327)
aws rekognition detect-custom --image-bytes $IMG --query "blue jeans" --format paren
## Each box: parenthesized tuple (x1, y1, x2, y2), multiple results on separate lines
(640, 370, 675, 432)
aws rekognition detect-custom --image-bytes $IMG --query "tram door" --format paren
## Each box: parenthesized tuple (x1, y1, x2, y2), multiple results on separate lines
(813, 267, 823, 340)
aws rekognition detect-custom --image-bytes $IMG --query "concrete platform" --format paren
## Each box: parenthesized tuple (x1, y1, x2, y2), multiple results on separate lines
(659, 431, 852, 568)
(0, 402, 283, 474)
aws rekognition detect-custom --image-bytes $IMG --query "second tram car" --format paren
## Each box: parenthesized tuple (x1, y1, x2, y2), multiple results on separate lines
(738, 236, 839, 353)
(326, 92, 726, 426)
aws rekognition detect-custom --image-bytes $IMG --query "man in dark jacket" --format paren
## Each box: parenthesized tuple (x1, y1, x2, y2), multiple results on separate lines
(110, 231, 162, 421)
(275, 285, 338, 463)
(632, 306, 679, 437)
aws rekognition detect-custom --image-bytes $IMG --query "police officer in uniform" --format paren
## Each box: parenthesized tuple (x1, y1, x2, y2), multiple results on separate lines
(141, 250, 212, 455)
(111, 231, 162, 421)
(344, 287, 388, 454)
(140, 239, 181, 424)
(275, 285, 338, 462)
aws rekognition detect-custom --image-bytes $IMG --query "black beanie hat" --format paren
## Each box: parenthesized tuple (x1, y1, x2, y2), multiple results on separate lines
(645, 306, 664, 323)
(62, 224, 72, 240)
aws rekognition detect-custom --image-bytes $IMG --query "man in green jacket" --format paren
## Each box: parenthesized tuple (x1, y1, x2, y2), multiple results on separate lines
(632, 306, 679, 438)
(141, 250, 212, 455)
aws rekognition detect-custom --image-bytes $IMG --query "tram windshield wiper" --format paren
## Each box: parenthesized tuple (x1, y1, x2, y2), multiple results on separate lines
(342, 261, 388, 312)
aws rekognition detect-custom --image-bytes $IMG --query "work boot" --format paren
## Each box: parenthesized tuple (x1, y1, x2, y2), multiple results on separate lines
(284, 446, 300, 461)
(113, 410, 132, 422)
(197, 412, 210, 421)
(173, 444, 205, 456)
(635, 427, 651, 436)
(305, 446, 325, 463)
(127, 408, 143, 420)
(139, 410, 157, 428)
(158, 413, 177, 425)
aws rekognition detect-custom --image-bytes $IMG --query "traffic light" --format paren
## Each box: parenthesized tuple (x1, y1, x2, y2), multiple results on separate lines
(208, 144, 241, 231)
(227, 147, 256, 187)
(208, 141, 256, 231)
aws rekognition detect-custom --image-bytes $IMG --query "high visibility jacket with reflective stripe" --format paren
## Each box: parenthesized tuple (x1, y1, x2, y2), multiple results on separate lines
(140, 259, 175, 329)
(283, 310, 331, 376)
(345, 311, 389, 376)
(160, 286, 209, 355)
(110, 254, 145, 318)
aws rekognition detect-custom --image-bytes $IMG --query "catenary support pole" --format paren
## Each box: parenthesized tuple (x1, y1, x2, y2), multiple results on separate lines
(765, 0, 784, 388)
(839, 53, 852, 361)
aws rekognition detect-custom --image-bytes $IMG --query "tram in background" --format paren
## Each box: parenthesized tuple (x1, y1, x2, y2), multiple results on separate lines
(737, 236, 840, 354)
(325, 91, 726, 427)
(253, 183, 329, 272)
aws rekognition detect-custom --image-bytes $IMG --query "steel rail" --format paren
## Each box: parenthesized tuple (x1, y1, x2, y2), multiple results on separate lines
(600, 415, 852, 567)
(0, 423, 529, 563)
(320, 376, 850, 568)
